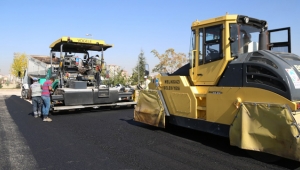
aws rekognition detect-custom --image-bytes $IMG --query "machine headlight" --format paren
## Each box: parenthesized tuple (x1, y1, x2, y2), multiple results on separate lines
(243, 17, 249, 23)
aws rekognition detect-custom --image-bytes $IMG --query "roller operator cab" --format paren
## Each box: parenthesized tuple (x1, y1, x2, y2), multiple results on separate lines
(134, 14, 300, 162)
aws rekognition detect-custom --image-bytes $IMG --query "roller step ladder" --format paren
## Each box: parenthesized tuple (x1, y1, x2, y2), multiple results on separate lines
(195, 93, 207, 119)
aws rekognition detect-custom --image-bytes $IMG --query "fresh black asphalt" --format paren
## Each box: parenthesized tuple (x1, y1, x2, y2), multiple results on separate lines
(2, 95, 300, 170)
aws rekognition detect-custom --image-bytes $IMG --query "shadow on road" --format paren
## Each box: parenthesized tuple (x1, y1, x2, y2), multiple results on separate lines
(120, 118, 161, 131)
(121, 117, 300, 169)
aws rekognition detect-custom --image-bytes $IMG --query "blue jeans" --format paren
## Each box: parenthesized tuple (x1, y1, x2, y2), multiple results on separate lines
(41, 96, 51, 117)
(32, 96, 42, 115)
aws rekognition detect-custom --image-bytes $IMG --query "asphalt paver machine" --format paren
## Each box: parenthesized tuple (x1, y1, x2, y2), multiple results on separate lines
(49, 37, 135, 111)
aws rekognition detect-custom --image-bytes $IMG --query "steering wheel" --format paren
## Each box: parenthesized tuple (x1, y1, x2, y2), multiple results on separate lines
(207, 48, 218, 54)
(206, 46, 219, 61)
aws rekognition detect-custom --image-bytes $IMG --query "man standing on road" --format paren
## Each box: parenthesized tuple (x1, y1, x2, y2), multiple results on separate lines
(30, 77, 42, 118)
(41, 76, 55, 122)
(144, 76, 151, 90)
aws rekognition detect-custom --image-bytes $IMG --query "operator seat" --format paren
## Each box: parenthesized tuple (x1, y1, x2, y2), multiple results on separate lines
(64, 55, 78, 73)
(240, 32, 252, 53)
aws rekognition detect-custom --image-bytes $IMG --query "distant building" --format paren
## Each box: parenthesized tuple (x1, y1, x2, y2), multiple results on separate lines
(13, 53, 60, 77)
(105, 64, 131, 82)
(31, 54, 59, 62)
(29, 54, 60, 69)
(106, 64, 121, 78)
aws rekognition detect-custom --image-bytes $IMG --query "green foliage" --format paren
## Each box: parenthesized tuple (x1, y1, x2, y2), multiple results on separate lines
(10, 53, 28, 77)
(100, 67, 128, 86)
(151, 48, 188, 74)
(5, 80, 10, 86)
(0, 78, 3, 89)
(130, 50, 147, 85)
(113, 68, 128, 86)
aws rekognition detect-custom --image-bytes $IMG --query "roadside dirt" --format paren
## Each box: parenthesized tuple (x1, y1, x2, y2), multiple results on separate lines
(0, 89, 21, 96)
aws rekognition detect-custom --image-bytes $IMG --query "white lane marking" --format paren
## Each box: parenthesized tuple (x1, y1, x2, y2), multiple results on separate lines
(0, 95, 38, 169)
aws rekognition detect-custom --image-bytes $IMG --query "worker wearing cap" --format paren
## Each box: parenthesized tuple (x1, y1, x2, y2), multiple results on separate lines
(41, 76, 55, 122)
(144, 76, 151, 90)
(30, 77, 42, 118)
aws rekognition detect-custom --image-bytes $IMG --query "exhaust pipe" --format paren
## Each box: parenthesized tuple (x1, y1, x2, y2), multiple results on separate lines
(258, 28, 269, 51)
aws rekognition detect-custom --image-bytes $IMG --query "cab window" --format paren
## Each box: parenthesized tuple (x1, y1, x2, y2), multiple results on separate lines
(204, 25, 223, 64)
(199, 28, 204, 65)
(229, 23, 260, 57)
(189, 30, 196, 68)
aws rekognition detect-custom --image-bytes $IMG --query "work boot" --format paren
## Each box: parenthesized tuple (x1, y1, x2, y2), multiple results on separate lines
(34, 112, 38, 118)
(43, 117, 52, 122)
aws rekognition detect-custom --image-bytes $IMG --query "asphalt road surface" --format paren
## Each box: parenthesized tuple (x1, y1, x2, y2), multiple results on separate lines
(1, 95, 300, 170)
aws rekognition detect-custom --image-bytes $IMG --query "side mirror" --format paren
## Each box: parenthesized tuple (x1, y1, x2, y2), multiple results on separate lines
(84, 54, 87, 59)
(18, 71, 21, 77)
(144, 70, 149, 76)
(144, 64, 149, 76)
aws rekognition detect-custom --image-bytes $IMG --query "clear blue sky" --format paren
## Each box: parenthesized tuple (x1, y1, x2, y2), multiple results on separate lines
(0, 0, 299, 75)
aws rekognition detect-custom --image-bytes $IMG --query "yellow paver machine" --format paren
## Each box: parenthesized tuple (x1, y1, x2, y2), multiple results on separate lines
(134, 14, 300, 162)
(49, 37, 135, 111)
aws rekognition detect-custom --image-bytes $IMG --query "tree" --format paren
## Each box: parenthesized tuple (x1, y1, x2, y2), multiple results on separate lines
(151, 48, 188, 74)
(130, 50, 147, 85)
(100, 66, 128, 86)
(10, 53, 28, 77)
(5, 80, 10, 86)
(0, 78, 3, 89)
(113, 68, 128, 86)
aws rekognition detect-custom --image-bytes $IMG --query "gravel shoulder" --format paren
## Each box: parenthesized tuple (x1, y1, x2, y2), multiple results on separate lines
(0, 89, 21, 96)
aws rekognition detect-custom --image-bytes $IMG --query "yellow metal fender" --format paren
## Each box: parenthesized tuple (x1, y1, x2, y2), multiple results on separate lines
(134, 90, 166, 128)
(229, 102, 300, 161)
